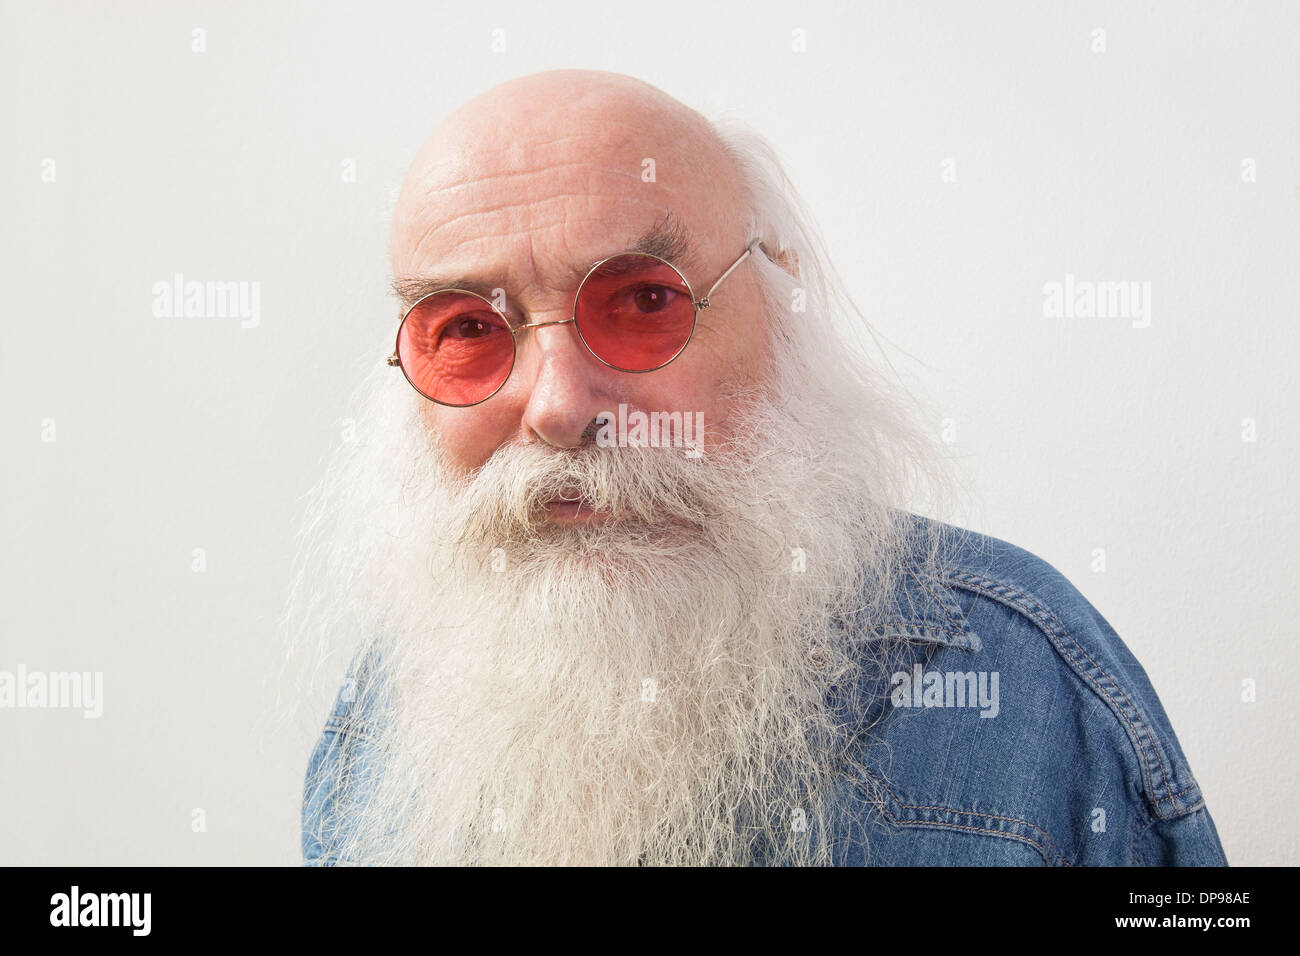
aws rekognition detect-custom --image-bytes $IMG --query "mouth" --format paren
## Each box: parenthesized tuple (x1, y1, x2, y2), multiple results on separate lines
(543, 488, 618, 525)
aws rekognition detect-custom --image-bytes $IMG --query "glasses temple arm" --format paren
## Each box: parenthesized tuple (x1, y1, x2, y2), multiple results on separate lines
(699, 239, 767, 307)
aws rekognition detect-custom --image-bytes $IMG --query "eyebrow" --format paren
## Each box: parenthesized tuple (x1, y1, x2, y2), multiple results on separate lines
(390, 213, 702, 310)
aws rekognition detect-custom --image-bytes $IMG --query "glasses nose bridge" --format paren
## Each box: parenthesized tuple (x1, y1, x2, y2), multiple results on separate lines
(508, 280, 581, 338)
(510, 311, 579, 366)
(509, 308, 582, 374)
(514, 314, 576, 335)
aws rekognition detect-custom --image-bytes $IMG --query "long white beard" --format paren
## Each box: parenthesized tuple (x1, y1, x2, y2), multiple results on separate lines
(290, 315, 942, 866)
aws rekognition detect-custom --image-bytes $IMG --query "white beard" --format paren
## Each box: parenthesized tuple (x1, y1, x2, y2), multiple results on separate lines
(289, 296, 945, 866)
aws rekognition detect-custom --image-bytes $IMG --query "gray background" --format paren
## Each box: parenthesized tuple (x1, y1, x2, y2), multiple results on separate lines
(2, 0, 1296, 865)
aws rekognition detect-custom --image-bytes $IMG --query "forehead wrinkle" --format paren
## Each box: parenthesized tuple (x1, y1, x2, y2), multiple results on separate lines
(413, 191, 647, 252)
(403, 190, 669, 277)
(425, 160, 652, 198)
(401, 151, 681, 256)
(434, 213, 701, 279)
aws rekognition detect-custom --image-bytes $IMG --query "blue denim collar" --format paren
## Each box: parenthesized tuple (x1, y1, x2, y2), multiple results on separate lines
(859, 563, 982, 652)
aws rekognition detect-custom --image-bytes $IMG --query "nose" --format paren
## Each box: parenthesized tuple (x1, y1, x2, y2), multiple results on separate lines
(514, 311, 618, 449)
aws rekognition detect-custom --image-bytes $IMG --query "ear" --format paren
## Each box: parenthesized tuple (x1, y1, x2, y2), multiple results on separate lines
(770, 246, 799, 280)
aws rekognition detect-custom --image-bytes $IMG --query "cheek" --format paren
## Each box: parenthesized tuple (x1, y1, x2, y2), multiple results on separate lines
(626, 368, 738, 445)
(678, 301, 772, 410)
(689, 286, 772, 380)
(730, 286, 774, 377)
(421, 404, 512, 473)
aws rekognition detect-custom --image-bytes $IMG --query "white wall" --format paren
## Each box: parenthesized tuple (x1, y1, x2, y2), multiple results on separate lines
(2, 0, 1295, 865)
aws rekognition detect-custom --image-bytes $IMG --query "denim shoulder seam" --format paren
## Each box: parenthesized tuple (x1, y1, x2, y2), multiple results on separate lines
(941, 570, 1201, 821)
(1129, 798, 1210, 865)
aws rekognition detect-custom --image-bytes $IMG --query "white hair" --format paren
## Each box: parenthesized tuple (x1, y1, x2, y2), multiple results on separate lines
(710, 112, 964, 552)
(282, 115, 966, 866)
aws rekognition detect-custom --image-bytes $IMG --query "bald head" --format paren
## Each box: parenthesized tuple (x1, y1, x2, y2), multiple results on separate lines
(391, 69, 749, 276)
(388, 69, 771, 479)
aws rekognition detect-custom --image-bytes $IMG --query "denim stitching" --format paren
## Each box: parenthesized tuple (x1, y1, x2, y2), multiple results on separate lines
(323, 721, 382, 749)
(1128, 800, 1208, 865)
(862, 622, 977, 648)
(862, 769, 1070, 866)
(945, 571, 1175, 811)
(944, 570, 1197, 820)
(909, 565, 971, 637)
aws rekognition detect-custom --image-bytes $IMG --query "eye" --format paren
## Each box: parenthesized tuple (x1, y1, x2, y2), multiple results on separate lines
(440, 315, 507, 341)
(628, 284, 683, 313)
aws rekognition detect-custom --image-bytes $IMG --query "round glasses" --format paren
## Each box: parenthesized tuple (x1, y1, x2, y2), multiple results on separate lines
(387, 239, 766, 407)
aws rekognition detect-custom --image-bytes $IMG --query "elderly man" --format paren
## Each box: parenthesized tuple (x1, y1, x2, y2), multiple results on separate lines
(293, 69, 1227, 866)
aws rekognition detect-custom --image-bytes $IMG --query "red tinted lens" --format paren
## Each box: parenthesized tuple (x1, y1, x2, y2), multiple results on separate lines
(574, 255, 695, 371)
(396, 292, 514, 405)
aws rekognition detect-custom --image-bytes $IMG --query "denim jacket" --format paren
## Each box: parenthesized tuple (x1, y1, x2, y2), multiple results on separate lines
(302, 515, 1228, 866)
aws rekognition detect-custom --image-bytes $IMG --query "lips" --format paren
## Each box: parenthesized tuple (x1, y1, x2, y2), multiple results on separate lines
(543, 488, 616, 524)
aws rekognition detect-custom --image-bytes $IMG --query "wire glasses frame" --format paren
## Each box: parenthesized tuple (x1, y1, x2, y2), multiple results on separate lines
(387, 237, 769, 407)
